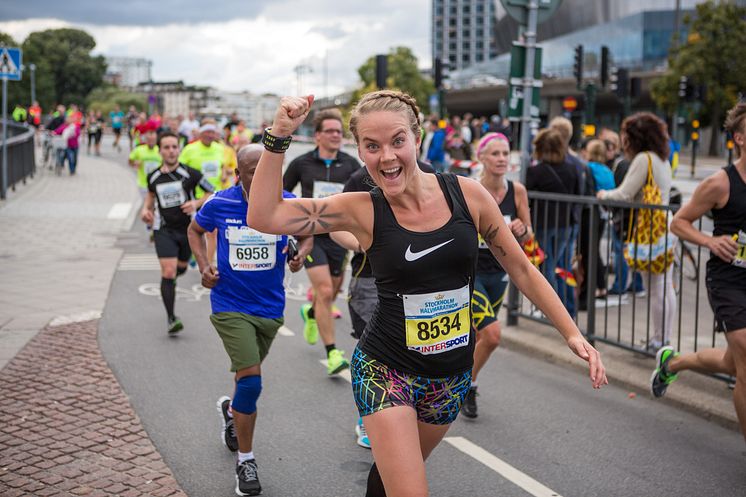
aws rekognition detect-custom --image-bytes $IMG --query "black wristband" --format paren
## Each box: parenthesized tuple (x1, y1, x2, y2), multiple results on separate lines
(262, 127, 292, 153)
(518, 226, 529, 239)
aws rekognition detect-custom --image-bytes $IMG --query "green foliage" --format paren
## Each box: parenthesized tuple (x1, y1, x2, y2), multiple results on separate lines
(651, 0, 746, 153)
(353, 46, 435, 114)
(0, 28, 107, 112)
(86, 85, 147, 115)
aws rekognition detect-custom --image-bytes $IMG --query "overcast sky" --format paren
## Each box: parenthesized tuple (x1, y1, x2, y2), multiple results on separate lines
(0, 0, 431, 97)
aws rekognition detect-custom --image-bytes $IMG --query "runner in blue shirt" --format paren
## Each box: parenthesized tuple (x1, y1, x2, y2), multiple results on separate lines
(109, 104, 125, 152)
(187, 144, 312, 496)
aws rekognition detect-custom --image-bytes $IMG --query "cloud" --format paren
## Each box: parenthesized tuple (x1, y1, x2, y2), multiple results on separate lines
(0, 1, 431, 97)
(0, 0, 268, 26)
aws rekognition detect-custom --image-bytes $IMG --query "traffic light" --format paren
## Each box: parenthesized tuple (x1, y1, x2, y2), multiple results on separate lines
(614, 68, 629, 98)
(678, 75, 688, 98)
(573, 45, 584, 88)
(600, 46, 610, 88)
(433, 57, 450, 90)
(375, 54, 388, 90)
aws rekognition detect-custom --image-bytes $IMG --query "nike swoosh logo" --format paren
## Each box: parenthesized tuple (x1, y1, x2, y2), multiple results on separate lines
(404, 239, 454, 262)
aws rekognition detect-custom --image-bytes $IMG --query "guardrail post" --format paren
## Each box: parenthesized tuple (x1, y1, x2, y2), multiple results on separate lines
(506, 282, 520, 326)
(585, 204, 599, 345)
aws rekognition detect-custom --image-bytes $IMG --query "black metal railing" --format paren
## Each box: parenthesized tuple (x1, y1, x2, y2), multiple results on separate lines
(1, 120, 36, 200)
(506, 190, 734, 384)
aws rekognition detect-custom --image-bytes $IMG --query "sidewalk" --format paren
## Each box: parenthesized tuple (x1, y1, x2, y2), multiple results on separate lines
(0, 144, 139, 369)
(0, 141, 188, 496)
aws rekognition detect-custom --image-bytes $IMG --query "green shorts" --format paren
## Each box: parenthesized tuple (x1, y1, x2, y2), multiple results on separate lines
(210, 312, 283, 372)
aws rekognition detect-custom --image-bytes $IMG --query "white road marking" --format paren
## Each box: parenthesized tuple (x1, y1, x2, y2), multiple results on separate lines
(443, 437, 563, 497)
(118, 253, 161, 271)
(49, 310, 103, 327)
(278, 326, 295, 337)
(319, 359, 351, 383)
(107, 202, 132, 220)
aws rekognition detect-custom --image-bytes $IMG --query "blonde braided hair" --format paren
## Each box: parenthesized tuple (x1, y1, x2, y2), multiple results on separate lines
(349, 90, 421, 143)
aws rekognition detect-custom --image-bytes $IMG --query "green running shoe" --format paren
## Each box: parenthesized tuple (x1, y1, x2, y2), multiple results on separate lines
(650, 345, 679, 398)
(301, 304, 318, 345)
(327, 349, 350, 375)
(168, 317, 183, 335)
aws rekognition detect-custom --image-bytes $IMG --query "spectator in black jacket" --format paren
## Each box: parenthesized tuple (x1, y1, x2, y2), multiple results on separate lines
(526, 127, 579, 316)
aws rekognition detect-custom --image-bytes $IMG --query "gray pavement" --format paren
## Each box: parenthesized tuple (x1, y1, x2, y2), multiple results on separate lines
(0, 136, 141, 369)
(100, 226, 745, 496)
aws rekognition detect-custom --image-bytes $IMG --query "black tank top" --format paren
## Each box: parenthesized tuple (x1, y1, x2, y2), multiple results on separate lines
(359, 174, 478, 377)
(706, 164, 746, 287)
(477, 180, 516, 273)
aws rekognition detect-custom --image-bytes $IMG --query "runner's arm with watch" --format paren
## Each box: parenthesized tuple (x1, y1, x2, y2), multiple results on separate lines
(460, 176, 608, 389)
(247, 96, 373, 249)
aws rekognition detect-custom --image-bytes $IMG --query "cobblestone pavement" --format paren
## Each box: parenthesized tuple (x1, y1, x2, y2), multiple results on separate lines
(0, 319, 187, 497)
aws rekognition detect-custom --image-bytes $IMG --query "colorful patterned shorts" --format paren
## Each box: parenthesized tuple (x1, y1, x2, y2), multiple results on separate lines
(350, 348, 472, 425)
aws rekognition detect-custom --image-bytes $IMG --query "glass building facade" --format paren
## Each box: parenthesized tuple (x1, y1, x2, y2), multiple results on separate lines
(449, 9, 691, 89)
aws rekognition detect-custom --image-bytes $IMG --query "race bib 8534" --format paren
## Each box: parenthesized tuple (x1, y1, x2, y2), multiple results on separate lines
(403, 284, 470, 355)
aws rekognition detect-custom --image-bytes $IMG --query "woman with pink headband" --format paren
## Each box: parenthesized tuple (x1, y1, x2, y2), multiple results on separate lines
(462, 132, 534, 418)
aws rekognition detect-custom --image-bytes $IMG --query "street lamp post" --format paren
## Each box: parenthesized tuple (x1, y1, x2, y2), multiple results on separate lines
(29, 63, 36, 104)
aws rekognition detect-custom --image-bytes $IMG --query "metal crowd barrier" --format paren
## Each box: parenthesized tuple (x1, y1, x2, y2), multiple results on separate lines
(1, 120, 36, 200)
(506, 190, 734, 384)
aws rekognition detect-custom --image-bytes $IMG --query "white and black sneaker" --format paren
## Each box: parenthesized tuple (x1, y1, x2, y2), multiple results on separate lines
(217, 396, 239, 452)
(236, 459, 261, 496)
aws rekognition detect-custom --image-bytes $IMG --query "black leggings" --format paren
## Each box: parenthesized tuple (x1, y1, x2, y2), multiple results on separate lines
(366, 463, 386, 497)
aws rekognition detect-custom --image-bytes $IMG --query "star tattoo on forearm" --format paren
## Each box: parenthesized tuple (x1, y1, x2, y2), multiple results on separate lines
(288, 201, 344, 234)
(484, 224, 507, 257)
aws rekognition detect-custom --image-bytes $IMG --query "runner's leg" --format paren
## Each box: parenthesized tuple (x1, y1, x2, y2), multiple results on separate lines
(158, 257, 178, 320)
(668, 347, 734, 376)
(363, 406, 446, 497)
(307, 265, 336, 347)
(233, 364, 261, 453)
(472, 321, 501, 381)
(725, 328, 746, 442)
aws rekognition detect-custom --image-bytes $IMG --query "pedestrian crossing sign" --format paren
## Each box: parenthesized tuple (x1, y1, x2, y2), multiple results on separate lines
(0, 47, 22, 81)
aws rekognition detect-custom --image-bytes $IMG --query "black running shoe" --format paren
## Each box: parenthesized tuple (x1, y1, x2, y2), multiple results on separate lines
(236, 459, 261, 496)
(462, 386, 478, 419)
(217, 396, 238, 452)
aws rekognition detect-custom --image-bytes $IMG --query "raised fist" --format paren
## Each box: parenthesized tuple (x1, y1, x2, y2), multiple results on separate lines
(271, 95, 315, 137)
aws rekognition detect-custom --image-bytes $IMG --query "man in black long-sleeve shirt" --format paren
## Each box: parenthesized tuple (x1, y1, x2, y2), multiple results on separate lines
(282, 109, 361, 375)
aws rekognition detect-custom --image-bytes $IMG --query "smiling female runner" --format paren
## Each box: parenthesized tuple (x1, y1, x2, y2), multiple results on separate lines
(247, 90, 607, 497)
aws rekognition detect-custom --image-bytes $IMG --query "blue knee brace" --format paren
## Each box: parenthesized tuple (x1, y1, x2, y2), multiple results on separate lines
(232, 375, 262, 415)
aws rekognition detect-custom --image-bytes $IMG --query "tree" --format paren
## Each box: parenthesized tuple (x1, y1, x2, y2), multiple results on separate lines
(0, 28, 107, 112)
(353, 47, 435, 115)
(86, 85, 147, 115)
(651, 1, 746, 155)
